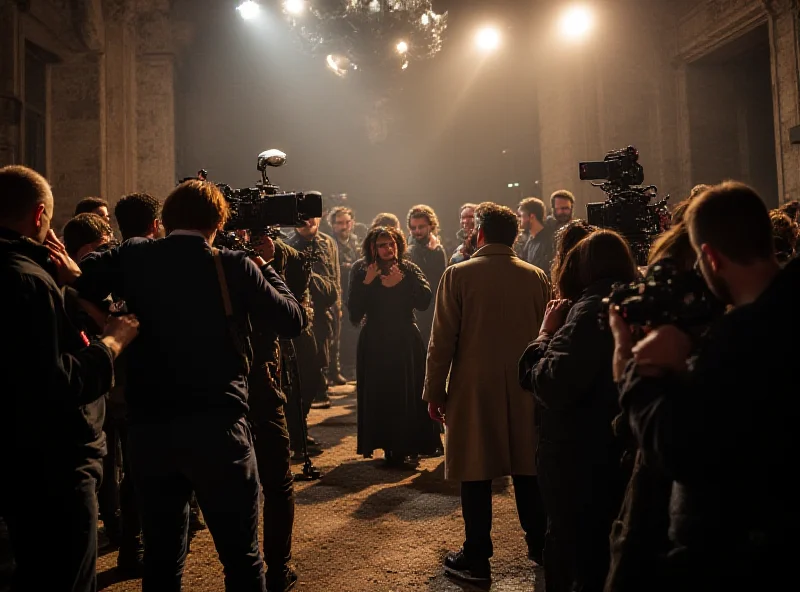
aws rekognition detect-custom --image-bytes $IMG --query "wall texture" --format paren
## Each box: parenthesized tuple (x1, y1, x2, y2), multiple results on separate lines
(537, 0, 800, 212)
(0, 0, 177, 231)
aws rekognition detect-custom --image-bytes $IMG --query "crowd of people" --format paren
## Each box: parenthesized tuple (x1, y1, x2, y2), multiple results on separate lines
(2, 161, 799, 592)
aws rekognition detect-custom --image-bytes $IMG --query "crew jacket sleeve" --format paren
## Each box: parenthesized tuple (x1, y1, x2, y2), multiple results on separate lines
(72, 244, 125, 304)
(11, 274, 114, 407)
(243, 257, 305, 338)
(619, 322, 736, 483)
(423, 266, 460, 405)
(519, 297, 612, 411)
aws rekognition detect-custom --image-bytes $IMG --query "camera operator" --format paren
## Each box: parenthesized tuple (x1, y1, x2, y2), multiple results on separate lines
(73, 180, 305, 591)
(288, 217, 340, 409)
(0, 165, 139, 592)
(610, 182, 800, 591)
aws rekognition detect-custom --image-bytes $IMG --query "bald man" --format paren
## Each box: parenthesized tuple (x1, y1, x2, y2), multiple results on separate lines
(0, 165, 139, 592)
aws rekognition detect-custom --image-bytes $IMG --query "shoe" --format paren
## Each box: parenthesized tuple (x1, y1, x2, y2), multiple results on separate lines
(189, 504, 206, 532)
(117, 541, 144, 576)
(527, 547, 544, 567)
(328, 374, 348, 386)
(443, 549, 491, 584)
(267, 566, 298, 592)
(306, 435, 318, 446)
(310, 394, 332, 409)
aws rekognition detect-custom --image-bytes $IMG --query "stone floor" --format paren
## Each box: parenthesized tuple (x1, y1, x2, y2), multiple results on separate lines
(56, 385, 544, 591)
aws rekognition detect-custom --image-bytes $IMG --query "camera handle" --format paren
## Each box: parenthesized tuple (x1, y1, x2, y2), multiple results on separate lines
(280, 338, 322, 481)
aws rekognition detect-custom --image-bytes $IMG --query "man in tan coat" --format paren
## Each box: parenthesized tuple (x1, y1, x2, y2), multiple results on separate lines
(423, 202, 550, 585)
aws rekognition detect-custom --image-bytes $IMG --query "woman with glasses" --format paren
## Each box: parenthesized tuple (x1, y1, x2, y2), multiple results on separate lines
(347, 225, 442, 467)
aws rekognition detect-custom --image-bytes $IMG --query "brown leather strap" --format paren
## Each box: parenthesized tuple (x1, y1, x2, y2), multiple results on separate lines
(212, 248, 233, 317)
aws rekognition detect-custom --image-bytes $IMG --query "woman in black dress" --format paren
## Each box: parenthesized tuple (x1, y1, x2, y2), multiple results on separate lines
(347, 225, 442, 466)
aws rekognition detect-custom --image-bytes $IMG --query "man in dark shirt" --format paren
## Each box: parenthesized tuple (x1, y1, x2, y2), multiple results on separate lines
(0, 165, 139, 592)
(328, 206, 360, 380)
(406, 205, 447, 346)
(74, 180, 305, 591)
(515, 197, 555, 274)
(610, 182, 799, 591)
(288, 217, 340, 409)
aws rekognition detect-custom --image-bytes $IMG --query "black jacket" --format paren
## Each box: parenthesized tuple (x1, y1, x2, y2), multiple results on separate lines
(74, 234, 305, 424)
(519, 279, 620, 453)
(620, 258, 800, 559)
(0, 227, 114, 467)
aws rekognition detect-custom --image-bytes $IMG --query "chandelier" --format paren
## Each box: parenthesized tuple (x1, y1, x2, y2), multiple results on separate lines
(277, 0, 448, 78)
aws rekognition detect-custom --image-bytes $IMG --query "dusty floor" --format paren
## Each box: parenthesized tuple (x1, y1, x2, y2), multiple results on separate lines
(95, 385, 542, 591)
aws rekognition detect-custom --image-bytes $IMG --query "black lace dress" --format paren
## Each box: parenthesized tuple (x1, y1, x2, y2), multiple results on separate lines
(347, 259, 442, 458)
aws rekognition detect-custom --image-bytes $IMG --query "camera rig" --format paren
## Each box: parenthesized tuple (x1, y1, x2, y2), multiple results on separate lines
(579, 146, 670, 266)
(180, 149, 323, 255)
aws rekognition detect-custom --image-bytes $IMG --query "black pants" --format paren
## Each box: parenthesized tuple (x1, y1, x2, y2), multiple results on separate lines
(328, 302, 342, 379)
(251, 406, 294, 579)
(460, 476, 546, 561)
(311, 312, 332, 395)
(98, 414, 141, 550)
(2, 457, 102, 592)
(128, 415, 265, 592)
(339, 307, 358, 380)
(287, 331, 318, 450)
(538, 444, 618, 592)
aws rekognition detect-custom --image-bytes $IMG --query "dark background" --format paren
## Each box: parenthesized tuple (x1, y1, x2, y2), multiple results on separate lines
(175, 0, 543, 239)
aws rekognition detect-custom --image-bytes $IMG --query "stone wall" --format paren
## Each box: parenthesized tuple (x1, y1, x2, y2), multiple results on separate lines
(537, 0, 800, 211)
(0, 0, 177, 231)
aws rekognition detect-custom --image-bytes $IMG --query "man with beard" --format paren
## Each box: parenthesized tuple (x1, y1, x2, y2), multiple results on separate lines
(406, 205, 447, 347)
(546, 190, 574, 231)
(288, 217, 340, 409)
(328, 206, 360, 381)
(515, 197, 555, 273)
(449, 203, 477, 266)
(610, 182, 800, 592)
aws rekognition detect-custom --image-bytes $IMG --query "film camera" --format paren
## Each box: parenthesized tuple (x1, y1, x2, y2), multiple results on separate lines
(599, 257, 721, 331)
(580, 146, 670, 265)
(180, 149, 323, 254)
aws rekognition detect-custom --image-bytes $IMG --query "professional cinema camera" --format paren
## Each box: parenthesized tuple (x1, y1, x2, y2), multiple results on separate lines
(579, 146, 670, 265)
(599, 257, 722, 331)
(180, 149, 323, 255)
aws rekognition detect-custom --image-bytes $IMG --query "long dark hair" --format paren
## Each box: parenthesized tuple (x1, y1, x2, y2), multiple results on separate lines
(648, 222, 695, 270)
(551, 219, 597, 288)
(556, 229, 638, 301)
(361, 225, 407, 268)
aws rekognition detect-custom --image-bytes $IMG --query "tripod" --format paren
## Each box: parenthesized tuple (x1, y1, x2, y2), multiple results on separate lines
(280, 337, 321, 481)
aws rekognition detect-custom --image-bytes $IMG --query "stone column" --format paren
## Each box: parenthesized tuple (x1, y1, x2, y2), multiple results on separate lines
(103, 0, 138, 203)
(135, 0, 175, 199)
(49, 51, 106, 229)
(0, 2, 21, 167)
(765, 0, 800, 201)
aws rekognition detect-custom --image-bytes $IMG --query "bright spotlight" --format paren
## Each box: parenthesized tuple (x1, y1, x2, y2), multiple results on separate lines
(475, 27, 501, 52)
(396, 41, 409, 54)
(237, 0, 260, 20)
(284, 0, 305, 15)
(560, 6, 593, 40)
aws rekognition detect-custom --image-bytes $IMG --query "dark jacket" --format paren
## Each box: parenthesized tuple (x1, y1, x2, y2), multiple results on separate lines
(74, 234, 304, 424)
(0, 227, 114, 466)
(519, 279, 620, 452)
(619, 258, 800, 575)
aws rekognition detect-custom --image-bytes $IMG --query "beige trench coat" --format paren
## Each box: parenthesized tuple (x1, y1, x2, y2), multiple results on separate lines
(422, 244, 550, 481)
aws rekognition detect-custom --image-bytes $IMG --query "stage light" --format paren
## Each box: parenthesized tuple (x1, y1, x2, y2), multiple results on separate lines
(396, 41, 408, 54)
(475, 27, 500, 52)
(560, 6, 593, 40)
(237, 1, 260, 20)
(284, 0, 305, 15)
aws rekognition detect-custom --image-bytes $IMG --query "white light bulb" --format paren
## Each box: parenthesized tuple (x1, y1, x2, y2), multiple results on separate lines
(236, 0, 260, 20)
(284, 0, 305, 15)
(475, 27, 500, 52)
(560, 6, 593, 40)
(396, 41, 408, 54)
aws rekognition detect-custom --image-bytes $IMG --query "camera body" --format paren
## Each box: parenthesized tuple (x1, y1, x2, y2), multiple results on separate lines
(600, 258, 721, 330)
(180, 149, 323, 255)
(579, 146, 669, 266)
